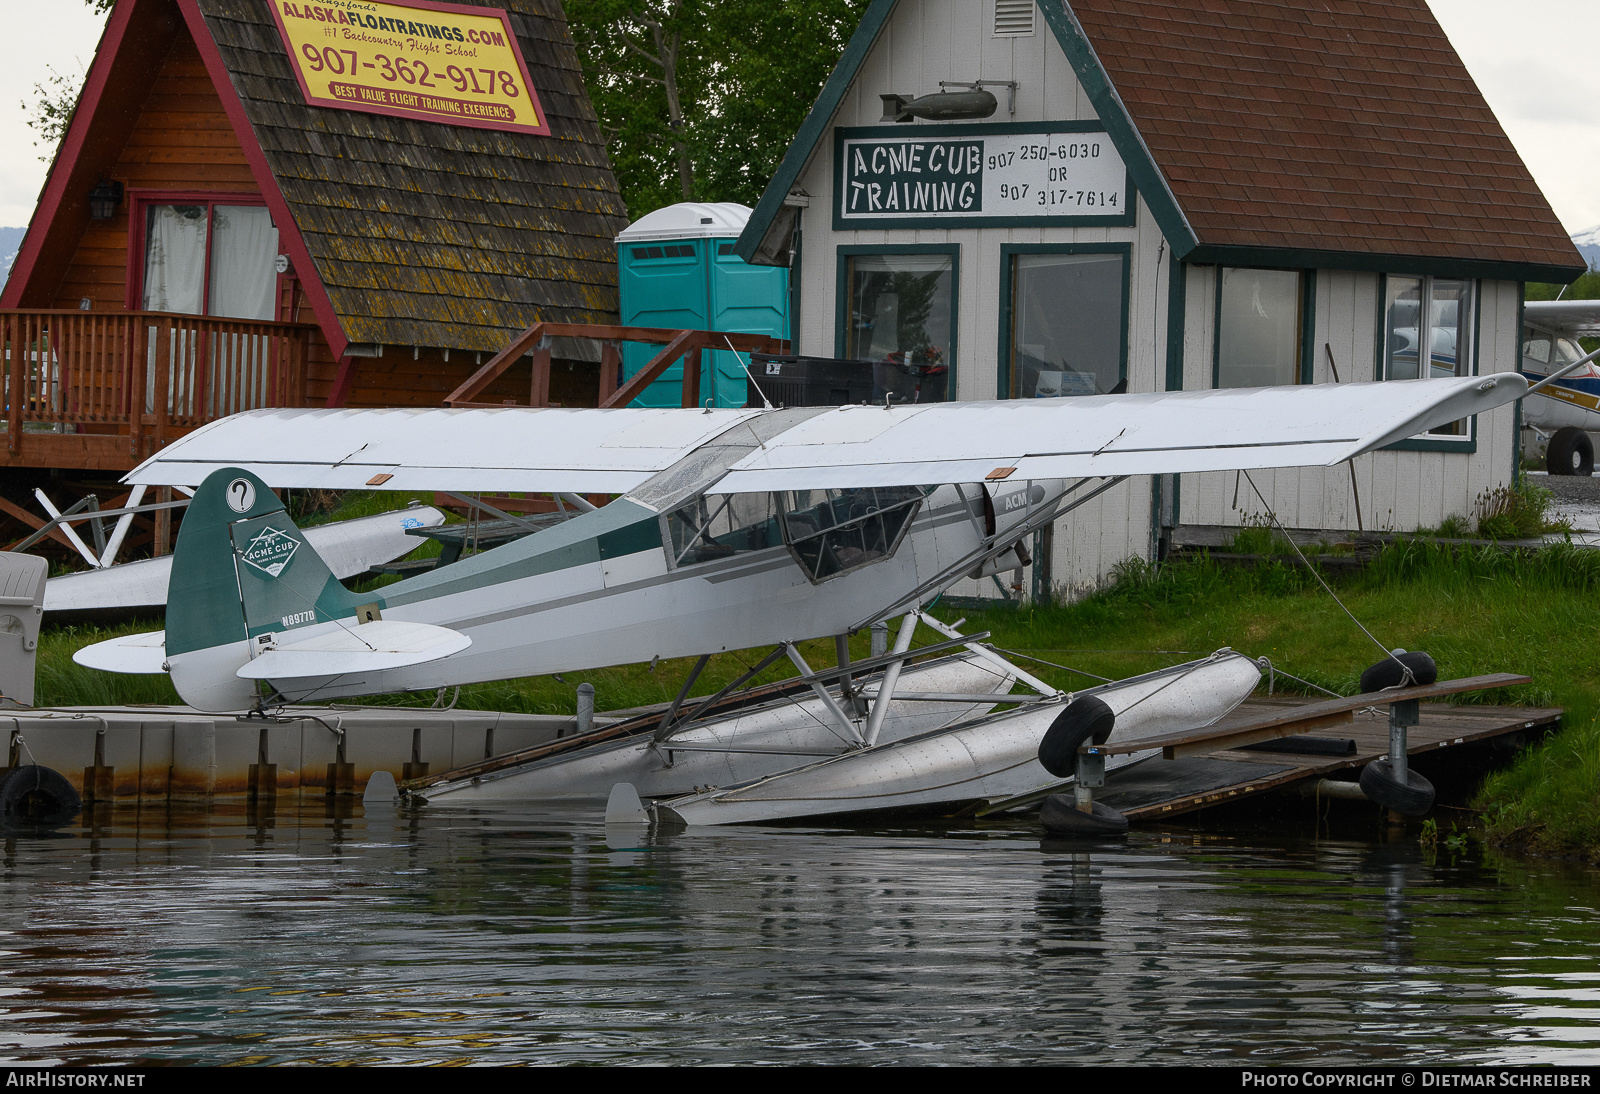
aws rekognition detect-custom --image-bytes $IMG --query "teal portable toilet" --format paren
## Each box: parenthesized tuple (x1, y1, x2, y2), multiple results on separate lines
(615, 202, 789, 407)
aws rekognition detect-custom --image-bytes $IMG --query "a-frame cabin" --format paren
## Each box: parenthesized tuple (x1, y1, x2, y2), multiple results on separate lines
(2, 0, 627, 490)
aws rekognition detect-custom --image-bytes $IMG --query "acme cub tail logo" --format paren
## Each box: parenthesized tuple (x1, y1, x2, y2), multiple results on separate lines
(240, 527, 300, 577)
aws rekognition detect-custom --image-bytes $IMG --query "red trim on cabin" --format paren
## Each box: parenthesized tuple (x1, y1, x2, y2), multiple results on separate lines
(265, 0, 551, 138)
(123, 191, 270, 313)
(173, 0, 351, 358)
(0, 0, 138, 308)
(326, 356, 359, 408)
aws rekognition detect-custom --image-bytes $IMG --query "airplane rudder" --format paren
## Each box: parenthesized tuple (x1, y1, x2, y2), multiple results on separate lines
(166, 468, 282, 657)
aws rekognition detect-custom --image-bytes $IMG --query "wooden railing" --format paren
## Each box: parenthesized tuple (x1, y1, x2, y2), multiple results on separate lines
(2, 310, 316, 459)
(445, 322, 789, 409)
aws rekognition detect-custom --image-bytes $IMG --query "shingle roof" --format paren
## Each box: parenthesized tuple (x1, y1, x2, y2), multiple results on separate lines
(196, 0, 629, 352)
(1067, 0, 1583, 272)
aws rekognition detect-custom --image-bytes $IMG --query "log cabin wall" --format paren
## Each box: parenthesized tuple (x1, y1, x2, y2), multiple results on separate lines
(49, 35, 256, 314)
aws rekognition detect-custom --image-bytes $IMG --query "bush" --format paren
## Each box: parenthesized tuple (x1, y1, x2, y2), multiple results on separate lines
(1475, 480, 1567, 539)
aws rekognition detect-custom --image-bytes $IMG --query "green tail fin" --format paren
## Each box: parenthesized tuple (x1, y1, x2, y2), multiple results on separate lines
(166, 468, 371, 657)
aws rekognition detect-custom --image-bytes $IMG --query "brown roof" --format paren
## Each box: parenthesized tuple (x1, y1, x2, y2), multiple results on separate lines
(196, 0, 630, 351)
(1069, 0, 1583, 273)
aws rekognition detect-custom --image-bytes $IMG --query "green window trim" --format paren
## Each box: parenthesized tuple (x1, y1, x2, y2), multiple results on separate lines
(834, 243, 961, 400)
(1210, 266, 1316, 389)
(996, 242, 1131, 400)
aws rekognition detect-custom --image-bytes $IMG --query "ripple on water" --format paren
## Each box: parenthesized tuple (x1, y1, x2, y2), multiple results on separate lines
(0, 803, 1596, 1064)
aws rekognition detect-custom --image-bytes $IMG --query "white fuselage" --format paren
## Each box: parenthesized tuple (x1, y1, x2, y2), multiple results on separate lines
(172, 481, 1063, 708)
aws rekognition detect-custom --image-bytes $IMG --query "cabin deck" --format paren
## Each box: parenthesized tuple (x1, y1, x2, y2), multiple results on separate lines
(1099, 697, 1561, 821)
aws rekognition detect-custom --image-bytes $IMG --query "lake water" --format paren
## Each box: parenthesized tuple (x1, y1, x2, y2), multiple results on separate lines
(1, 801, 1597, 1066)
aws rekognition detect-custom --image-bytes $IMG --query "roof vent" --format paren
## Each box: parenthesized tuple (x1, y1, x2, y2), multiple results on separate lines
(994, 0, 1034, 37)
(700, 217, 713, 224)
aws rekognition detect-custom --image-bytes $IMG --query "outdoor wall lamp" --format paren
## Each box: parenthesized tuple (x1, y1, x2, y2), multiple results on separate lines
(87, 180, 124, 220)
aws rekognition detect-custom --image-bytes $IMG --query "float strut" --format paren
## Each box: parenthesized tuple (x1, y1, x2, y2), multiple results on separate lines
(1074, 744, 1106, 814)
(1388, 698, 1418, 785)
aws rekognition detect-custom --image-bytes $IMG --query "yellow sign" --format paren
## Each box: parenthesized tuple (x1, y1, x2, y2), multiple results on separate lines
(268, 0, 548, 135)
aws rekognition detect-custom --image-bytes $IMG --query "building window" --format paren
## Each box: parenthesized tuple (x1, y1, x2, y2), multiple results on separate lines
(1215, 267, 1304, 388)
(841, 250, 954, 403)
(139, 200, 280, 320)
(1001, 248, 1127, 398)
(1382, 276, 1474, 437)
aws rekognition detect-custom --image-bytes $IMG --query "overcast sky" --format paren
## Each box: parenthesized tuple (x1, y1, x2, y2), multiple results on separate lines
(2, 0, 1598, 235)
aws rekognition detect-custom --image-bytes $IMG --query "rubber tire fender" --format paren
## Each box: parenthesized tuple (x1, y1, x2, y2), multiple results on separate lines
(0, 765, 82, 828)
(1547, 427, 1594, 477)
(1358, 759, 1435, 816)
(1359, 650, 1437, 694)
(1040, 794, 1130, 836)
(1037, 695, 1116, 778)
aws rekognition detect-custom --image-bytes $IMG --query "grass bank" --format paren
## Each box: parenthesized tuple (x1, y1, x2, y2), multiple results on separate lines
(28, 539, 1600, 861)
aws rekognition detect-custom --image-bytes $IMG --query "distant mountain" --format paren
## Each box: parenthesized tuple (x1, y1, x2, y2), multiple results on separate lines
(0, 226, 25, 281)
(1572, 225, 1600, 272)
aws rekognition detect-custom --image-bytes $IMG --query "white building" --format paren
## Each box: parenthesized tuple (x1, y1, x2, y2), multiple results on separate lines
(735, 0, 1583, 600)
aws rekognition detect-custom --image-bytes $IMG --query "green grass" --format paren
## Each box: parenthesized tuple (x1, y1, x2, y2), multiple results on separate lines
(28, 541, 1600, 860)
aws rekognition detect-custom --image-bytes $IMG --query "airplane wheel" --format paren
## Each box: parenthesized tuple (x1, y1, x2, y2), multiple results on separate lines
(0, 765, 82, 828)
(1037, 696, 1116, 778)
(1547, 427, 1593, 476)
(1358, 650, 1437, 694)
(1040, 794, 1129, 836)
(1358, 759, 1435, 816)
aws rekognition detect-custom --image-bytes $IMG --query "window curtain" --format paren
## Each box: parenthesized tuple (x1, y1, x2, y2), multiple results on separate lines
(208, 206, 279, 321)
(142, 205, 208, 314)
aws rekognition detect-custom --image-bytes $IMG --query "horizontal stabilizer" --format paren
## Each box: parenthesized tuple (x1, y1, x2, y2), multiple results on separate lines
(236, 619, 471, 681)
(73, 630, 168, 675)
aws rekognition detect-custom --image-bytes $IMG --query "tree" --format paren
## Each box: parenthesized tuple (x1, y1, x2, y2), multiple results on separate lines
(566, 0, 870, 219)
(21, 1, 113, 161)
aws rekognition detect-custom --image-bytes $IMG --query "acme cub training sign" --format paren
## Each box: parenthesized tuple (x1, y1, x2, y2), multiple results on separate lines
(834, 122, 1131, 229)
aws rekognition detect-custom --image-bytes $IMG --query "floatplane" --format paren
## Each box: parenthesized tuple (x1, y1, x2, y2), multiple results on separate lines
(73, 372, 1528, 826)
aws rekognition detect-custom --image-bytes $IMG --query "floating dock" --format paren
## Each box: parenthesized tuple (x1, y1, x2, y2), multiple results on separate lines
(1097, 695, 1559, 822)
(0, 705, 600, 804)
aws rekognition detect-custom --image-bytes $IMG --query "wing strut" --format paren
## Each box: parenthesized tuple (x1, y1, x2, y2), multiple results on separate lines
(851, 475, 1129, 631)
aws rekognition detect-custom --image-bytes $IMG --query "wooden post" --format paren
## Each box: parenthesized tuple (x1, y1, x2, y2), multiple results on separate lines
(529, 337, 552, 406)
(152, 319, 171, 450)
(128, 314, 146, 458)
(680, 344, 703, 408)
(6, 312, 20, 456)
(153, 485, 172, 558)
(599, 340, 620, 399)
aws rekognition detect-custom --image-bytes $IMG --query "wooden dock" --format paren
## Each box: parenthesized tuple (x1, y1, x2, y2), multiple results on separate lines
(1097, 696, 1561, 822)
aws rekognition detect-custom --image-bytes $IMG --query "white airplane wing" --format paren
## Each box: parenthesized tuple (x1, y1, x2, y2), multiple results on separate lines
(1524, 301, 1600, 337)
(709, 374, 1525, 492)
(125, 406, 764, 492)
(124, 374, 1523, 495)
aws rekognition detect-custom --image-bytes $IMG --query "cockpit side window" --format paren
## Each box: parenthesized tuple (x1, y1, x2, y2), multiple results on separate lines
(1522, 328, 1552, 366)
(665, 492, 779, 567)
(778, 486, 925, 582)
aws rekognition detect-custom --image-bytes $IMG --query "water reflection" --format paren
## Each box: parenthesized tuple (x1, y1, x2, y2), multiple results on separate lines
(0, 801, 1595, 1065)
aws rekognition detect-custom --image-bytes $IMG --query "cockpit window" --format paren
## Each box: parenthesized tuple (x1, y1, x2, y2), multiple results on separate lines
(1522, 332, 1551, 365)
(1554, 337, 1585, 365)
(665, 492, 779, 567)
(778, 486, 925, 582)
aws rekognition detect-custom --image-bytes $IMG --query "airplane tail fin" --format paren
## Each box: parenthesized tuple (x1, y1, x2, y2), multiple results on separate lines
(166, 467, 367, 709)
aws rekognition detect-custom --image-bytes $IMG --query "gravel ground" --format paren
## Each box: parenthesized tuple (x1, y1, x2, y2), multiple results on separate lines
(1529, 471, 1600, 533)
